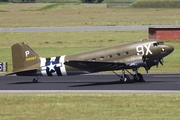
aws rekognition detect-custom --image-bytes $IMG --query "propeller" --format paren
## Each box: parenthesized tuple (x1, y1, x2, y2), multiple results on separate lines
(143, 57, 165, 73)
(156, 59, 164, 68)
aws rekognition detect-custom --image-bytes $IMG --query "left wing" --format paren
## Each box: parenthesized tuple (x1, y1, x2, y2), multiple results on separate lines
(64, 60, 126, 73)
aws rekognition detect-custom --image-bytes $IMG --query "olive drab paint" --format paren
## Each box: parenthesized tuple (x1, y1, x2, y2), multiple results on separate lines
(7, 40, 174, 83)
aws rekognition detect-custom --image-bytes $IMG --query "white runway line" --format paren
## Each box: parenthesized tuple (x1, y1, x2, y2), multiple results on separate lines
(0, 90, 180, 93)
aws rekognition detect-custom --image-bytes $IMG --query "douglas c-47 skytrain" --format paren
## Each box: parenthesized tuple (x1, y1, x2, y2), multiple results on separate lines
(6, 39, 174, 83)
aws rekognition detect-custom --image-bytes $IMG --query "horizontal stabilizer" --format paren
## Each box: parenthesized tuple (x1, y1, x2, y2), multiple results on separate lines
(6, 69, 38, 76)
(64, 60, 126, 73)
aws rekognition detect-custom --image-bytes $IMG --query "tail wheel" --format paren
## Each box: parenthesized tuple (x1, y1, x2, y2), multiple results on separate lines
(33, 77, 40, 83)
(134, 73, 144, 82)
(33, 78, 38, 83)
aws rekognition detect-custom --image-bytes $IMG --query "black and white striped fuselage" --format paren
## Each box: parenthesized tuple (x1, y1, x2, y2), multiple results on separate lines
(40, 55, 67, 76)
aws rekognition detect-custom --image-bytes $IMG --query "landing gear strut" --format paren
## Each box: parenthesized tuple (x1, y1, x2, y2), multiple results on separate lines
(113, 70, 132, 83)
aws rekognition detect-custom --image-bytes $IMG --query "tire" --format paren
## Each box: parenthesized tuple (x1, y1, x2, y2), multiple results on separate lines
(134, 73, 144, 82)
(33, 78, 38, 83)
(120, 75, 132, 83)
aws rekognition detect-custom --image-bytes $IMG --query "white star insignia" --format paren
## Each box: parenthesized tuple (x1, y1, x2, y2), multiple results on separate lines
(47, 62, 55, 72)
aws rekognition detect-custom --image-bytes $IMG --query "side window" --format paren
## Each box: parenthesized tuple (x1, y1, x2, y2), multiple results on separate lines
(92, 58, 96, 61)
(100, 56, 104, 60)
(116, 53, 120, 56)
(108, 55, 112, 58)
(125, 51, 129, 55)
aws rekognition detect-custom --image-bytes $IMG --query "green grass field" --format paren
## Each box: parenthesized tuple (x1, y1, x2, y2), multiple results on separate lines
(0, 3, 179, 72)
(0, 93, 180, 120)
(0, 30, 179, 73)
(0, 3, 180, 27)
(0, 3, 180, 120)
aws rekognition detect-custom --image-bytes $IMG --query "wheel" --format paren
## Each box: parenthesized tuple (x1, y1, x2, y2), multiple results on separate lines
(120, 75, 131, 83)
(133, 73, 144, 82)
(33, 78, 38, 83)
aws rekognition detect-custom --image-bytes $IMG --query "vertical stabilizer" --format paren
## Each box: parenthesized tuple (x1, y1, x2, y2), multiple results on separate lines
(11, 42, 40, 72)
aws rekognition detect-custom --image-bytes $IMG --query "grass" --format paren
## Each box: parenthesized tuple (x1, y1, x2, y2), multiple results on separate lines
(0, 30, 179, 73)
(0, 3, 180, 27)
(37, 3, 63, 11)
(0, 30, 147, 72)
(104, 0, 136, 2)
(0, 3, 179, 72)
(0, 10, 8, 12)
(0, 3, 179, 119)
(0, 93, 180, 120)
(131, 0, 180, 8)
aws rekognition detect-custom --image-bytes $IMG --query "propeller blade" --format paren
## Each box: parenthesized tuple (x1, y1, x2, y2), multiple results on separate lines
(143, 61, 149, 73)
(156, 62, 159, 68)
(159, 59, 163, 65)
(162, 59, 164, 63)
(143, 56, 149, 73)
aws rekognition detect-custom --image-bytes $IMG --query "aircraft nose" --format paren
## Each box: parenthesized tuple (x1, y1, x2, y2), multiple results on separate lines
(161, 44, 174, 54)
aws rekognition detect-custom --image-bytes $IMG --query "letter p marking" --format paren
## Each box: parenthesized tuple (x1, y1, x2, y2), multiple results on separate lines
(25, 51, 30, 57)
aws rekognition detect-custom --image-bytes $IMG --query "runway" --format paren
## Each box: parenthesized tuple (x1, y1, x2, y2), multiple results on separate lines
(0, 26, 148, 32)
(1, 73, 180, 91)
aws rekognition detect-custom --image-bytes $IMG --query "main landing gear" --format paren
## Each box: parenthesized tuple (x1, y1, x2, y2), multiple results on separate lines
(113, 69, 144, 83)
(33, 76, 40, 83)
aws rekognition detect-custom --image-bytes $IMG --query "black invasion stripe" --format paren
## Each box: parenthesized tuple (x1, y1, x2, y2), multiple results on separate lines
(55, 56, 62, 76)
(46, 58, 53, 76)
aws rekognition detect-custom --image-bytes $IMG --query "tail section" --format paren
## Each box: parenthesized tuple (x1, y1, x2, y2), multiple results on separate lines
(11, 42, 40, 73)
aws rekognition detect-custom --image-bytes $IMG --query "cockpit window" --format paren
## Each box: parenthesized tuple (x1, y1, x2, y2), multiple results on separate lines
(153, 43, 158, 47)
(153, 42, 164, 47)
(158, 42, 164, 45)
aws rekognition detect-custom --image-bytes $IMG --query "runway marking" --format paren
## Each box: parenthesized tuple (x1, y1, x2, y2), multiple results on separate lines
(154, 75, 180, 78)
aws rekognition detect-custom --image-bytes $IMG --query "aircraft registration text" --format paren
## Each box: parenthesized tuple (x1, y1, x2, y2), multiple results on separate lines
(136, 44, 152, 55)
(26, 56, 36, 61)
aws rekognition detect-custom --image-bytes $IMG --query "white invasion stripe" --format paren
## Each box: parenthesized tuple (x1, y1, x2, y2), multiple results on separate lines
(51, 57, 56, 61)
(40, 58, 47, 76)
(60, 55, 67, 75)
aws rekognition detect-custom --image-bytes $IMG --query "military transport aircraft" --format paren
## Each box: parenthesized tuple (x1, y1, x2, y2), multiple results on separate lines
(6, 39, 174, 83)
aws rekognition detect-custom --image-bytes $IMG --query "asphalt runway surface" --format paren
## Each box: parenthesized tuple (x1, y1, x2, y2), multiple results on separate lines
(0, 73, 180, 91)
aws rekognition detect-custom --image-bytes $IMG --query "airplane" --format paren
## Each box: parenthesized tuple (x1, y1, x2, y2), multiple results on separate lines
(6, 39, 174, 83)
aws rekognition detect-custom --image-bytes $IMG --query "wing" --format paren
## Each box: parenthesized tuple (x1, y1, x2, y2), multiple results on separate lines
(64, 60, 126, 73)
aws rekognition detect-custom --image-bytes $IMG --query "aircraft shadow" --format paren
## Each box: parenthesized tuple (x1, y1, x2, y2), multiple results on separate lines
(69, 81, 124, 87)
(7, 79, 167, 87)
(7, 80, 127, 85)
(8, 82, 43, 85)
(69, 80, 174, 87)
